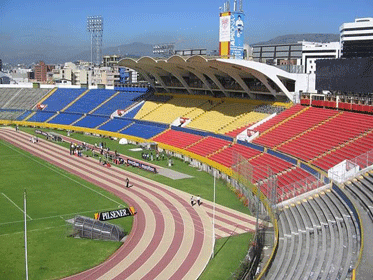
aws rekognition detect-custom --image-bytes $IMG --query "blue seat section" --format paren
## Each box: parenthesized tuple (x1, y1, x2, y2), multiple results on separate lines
(75, 115, 109, 128)
(115, 86, 148, 93)
(123, 103, 144, 119)
(98, 118, 133, 132)
(48, 112, 83, 125)
(65, 89, 117, 114)
(43, 88, 86, 112)
(16, 110, 32, 121)
(93, 92, 143, 116)
(28, 111, 56, 122)
(120, 123, 166, 139)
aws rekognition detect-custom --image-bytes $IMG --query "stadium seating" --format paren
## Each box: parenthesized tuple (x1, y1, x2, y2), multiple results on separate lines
(97, 118, 134, 132)
(217, 111, 269, 135)
(266, 189, 359, 280)
(48, 112, 84, 125)
(137, 97, 207, 124)
(186, 136, 231, 157)
(311, 132, 373, 171)
(186, 101, 260, 133)
(27, 111, 57, 122)
(181, 100, 217, 120)
(277, 111, 373, 161)
(92, 92, 143, 116)
(345, 172, 373, 221)
(208, 143, 262, 167)
(253, 107, 338, 148)
(152, 129, 203, 149)
(120, 122, 167, 139)
(122, 102, 144, 119)
(133, 95, 172, 119)
(74, 115, 110, 129)
(224, 125, 251, 137)
(16, 110, 33, 121)
(41, 88, 86, 112)
(64, 89, 117, 114)
(0, 88, 50, 110)
(0, 109, 23, 120)
(254, 104, 305, 133)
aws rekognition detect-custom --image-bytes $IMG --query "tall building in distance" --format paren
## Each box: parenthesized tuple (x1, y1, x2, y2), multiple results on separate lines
(340, 18, 373, 58)
(0, 59, 2, 72)
(252, 41, 340, 74)
(219, 0, 245, 59)
(87, 16, 104, 66)
(34, 61, 55, 83)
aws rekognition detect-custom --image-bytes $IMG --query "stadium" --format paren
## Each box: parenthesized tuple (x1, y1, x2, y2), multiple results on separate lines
(1, 3, 373, 280)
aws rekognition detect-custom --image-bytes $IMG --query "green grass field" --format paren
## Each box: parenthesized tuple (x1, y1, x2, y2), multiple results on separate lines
(0, 138, 133, 280)
(20, 126, 251, 215)
(2, 125, 254, 279)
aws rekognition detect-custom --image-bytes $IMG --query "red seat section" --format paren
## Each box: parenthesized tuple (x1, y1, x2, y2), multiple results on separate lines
(277, 111, 373, 161)
(253, 107, 338, 148)
(254, 104, 304, 133)
(225, 124, 252, 138)
(186, 136, 231, 157)
(250, 153, 293, 182)
(208, 143, 262, 167)
(153, 130, 203, 149)
(312, 132, 373, 171)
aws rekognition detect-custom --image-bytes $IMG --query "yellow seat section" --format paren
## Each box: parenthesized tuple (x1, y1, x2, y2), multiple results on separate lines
(182, 100, 217, 120)
(217, 111, 269, 134)
(186, 101, 258, 133)
(139, 97, 207, 124)
(134, 100, 163, 119)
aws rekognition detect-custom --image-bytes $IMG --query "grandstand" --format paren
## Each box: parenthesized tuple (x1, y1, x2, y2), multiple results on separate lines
(1, 82, 372, 279)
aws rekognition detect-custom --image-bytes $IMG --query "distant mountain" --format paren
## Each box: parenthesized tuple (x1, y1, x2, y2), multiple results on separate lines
(69, 42, 154, 62)
(2, 42, 154, 65)
(253, 33, 340, 45)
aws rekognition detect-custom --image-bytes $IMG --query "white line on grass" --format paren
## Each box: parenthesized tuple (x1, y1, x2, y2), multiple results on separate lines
(0, 225, 66, 237)
(0, 207, 123, 226)
(2, 192, 32, 220)
(0, 140, 125, 207)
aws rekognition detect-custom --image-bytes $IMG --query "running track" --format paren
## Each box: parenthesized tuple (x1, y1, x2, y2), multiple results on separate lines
(0, 127, 256, 280)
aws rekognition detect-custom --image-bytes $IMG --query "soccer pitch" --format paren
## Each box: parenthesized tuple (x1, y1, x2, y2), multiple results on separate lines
(0, 139, 133, 280)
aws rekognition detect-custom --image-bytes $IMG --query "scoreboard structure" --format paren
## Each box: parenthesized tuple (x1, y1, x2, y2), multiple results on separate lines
(219, 0, 245, 59)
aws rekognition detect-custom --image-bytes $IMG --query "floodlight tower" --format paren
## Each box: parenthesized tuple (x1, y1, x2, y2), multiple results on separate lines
(87, 16, 103, 66)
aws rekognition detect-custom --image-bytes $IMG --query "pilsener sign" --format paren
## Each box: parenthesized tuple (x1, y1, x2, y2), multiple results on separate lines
(94, 207, 136, 221)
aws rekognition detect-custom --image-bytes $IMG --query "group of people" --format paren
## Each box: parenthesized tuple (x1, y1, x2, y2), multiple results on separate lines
(29, 136, 39, 143)
(70, 142, 84, 156)
(141, 151, 166, 161)
(190, 195, 202, 206)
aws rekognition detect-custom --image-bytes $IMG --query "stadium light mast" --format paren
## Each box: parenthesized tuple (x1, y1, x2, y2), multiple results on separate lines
(87, 16, 103, 66)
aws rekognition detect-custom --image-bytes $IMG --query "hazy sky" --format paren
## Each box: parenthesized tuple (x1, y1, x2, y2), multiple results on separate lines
(0, 0, 372, 57)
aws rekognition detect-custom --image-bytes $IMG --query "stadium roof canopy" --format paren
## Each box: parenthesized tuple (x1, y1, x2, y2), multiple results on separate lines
(118, 55, 297, 101)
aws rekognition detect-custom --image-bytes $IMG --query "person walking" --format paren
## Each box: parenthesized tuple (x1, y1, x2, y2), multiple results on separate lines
(190, 196, 196, 206)
(196, 195, 202, 206)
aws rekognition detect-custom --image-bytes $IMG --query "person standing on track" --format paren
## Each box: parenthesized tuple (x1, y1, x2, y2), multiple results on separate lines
(125, 177, 132, 188)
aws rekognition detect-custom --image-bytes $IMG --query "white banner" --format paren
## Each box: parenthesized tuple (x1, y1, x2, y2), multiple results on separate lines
(219, 15, 231, 42)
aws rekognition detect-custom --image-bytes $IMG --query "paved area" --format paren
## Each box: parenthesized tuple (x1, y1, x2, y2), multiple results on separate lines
(157, 168, 194, 180)
(0, 127, 256, 280)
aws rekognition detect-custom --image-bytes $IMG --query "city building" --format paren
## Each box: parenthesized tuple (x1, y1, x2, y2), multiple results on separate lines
(340, 17, 373, 58)
(34, 61, 55, 83)
(0, 72, 10, 84)
(252, 41, 340, 74)
(117, 67, 138, 86)
(0, 59, 2, 72)
(102, 55, 121, 67)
